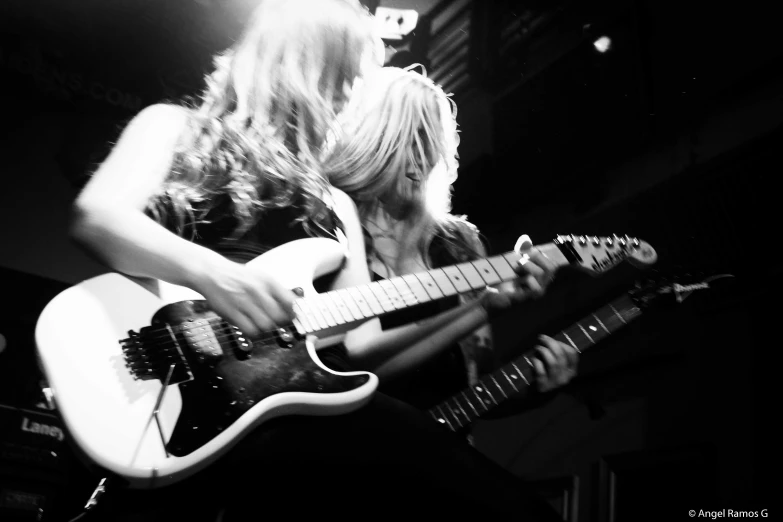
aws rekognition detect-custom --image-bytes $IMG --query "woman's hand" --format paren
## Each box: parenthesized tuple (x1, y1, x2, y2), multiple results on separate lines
(480, 237, 558, 317)
(532, 334, 579, 392)
(191, 257, 297, 339)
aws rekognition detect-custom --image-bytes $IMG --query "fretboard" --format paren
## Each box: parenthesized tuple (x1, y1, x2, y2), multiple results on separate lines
(428, 293, 643, 432)
(292, 248, 554, 338)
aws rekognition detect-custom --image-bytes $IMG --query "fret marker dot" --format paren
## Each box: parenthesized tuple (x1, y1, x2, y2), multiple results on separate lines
(475, 386, 483, 392)
(437, 418, 445, 424)
(589, 326, 597, 331)
(510, 374, 517, 379)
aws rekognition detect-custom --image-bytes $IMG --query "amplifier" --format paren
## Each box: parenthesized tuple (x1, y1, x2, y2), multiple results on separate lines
(0, 403, 66, 473)
(0, 403, 68, 521)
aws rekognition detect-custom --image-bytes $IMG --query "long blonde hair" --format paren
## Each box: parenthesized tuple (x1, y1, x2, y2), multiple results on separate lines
(149, 0, 378, 238)
(326, 65, 475, 269)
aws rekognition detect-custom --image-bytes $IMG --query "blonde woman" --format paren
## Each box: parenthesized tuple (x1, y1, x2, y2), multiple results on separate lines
(328, 65, 578, 415)
(70, 2, 561, 520)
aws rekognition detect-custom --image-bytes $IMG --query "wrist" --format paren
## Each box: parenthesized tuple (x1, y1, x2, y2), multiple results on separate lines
(181, 246, 230, 292)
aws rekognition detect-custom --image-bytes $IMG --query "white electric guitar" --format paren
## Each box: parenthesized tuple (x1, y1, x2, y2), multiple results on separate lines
(35, 234, 656, 489)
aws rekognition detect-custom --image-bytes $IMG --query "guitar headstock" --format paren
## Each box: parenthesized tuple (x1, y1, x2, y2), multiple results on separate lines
(630, 270, 736, 309)
(553, 234, 657, 275)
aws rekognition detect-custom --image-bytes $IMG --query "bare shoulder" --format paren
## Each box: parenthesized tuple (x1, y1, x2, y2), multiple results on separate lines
(75, 104, 193, 209)
(123, 103, 191, 139)
(328, 187, 360, 219)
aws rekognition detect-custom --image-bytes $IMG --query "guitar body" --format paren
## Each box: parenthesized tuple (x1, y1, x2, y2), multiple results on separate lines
(35, 238, 378, 488)
(35, 232, 655, 488)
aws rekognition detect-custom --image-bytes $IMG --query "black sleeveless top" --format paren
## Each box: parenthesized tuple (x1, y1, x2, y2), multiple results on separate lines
(188, 198, 343, 265)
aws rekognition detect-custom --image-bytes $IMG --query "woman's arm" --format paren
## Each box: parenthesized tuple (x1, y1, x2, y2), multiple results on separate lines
(368, 298, 491, 380)
(71, 103, 295, 337)
(73, 104, 214, 287)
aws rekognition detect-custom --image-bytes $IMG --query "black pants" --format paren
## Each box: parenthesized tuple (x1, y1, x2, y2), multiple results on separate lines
(91, 393, 562, 521)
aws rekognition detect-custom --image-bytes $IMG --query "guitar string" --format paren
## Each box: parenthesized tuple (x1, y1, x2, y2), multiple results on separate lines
(123, 277, 637, 362)
(121, 257, 512, 348)
(122, 285, 437, 360)
(122, 244, 629, 364)
(120, 243, 573, 350)
(121, 241, 606, 348)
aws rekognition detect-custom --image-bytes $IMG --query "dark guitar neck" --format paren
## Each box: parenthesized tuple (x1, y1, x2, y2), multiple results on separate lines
(427, 293, 643, 432)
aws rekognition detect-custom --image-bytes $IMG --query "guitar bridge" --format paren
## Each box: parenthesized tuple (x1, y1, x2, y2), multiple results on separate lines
(120, 324, 193, 384)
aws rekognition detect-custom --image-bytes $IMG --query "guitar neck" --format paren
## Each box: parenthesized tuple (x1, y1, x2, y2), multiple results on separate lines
(293, 242, 572, 338)
(428, 293, 643, 433)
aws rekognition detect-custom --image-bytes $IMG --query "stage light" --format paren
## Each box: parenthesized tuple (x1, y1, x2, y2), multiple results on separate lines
(593, 36, 611, 53)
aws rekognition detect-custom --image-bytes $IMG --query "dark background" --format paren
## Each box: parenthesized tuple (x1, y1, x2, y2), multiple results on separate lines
(0, 0, 777, 520)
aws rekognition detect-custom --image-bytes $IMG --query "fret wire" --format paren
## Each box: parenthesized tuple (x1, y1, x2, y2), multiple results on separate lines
(609, 303, 627, 324)
(369, 282, 396, 312)
(488, 254, 518, 280)
(292, 303, 313, 332)
(596, 306, 622, 332)
(469, 258, 502, 285)
(292, 318, 307, 335)
(454, 263, 486, 290)
(511, 362, 530, 385)
(592, 313, 610, 334)
(321, 292, 349, 324)
(402, 274, 434, 303)
(347, 287, 373, 318)
(429, 268, 459, 296)
(357, 285, 384, 315)
(390, 277, 419, 306)
(490, 375, 509, 399)
(299, 299, 327, 331)
(502, 252, 524, 272)
(477, 381, 499, 406)
(577, 322, 595, 344)
(504, 363, 527, 388)
(445, 402, 465, 429)
(471, 386, 490, 412)
(413, 271, 445, 299)
(582, 318, 607, 342)
(337, 289, 364, 320)
(312, 295, 338, 326)
(597, 311, 621, 332)
(441, 265, 472, 293)
(451, 397, 469, 422)
(501, 368, 520, 393)
(433, 405, 454, 431)
(327, 291, 354, 323)
(461, 390, 480, 417)
(561, 331, 579, 352)
(378, 279, 404, 310)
